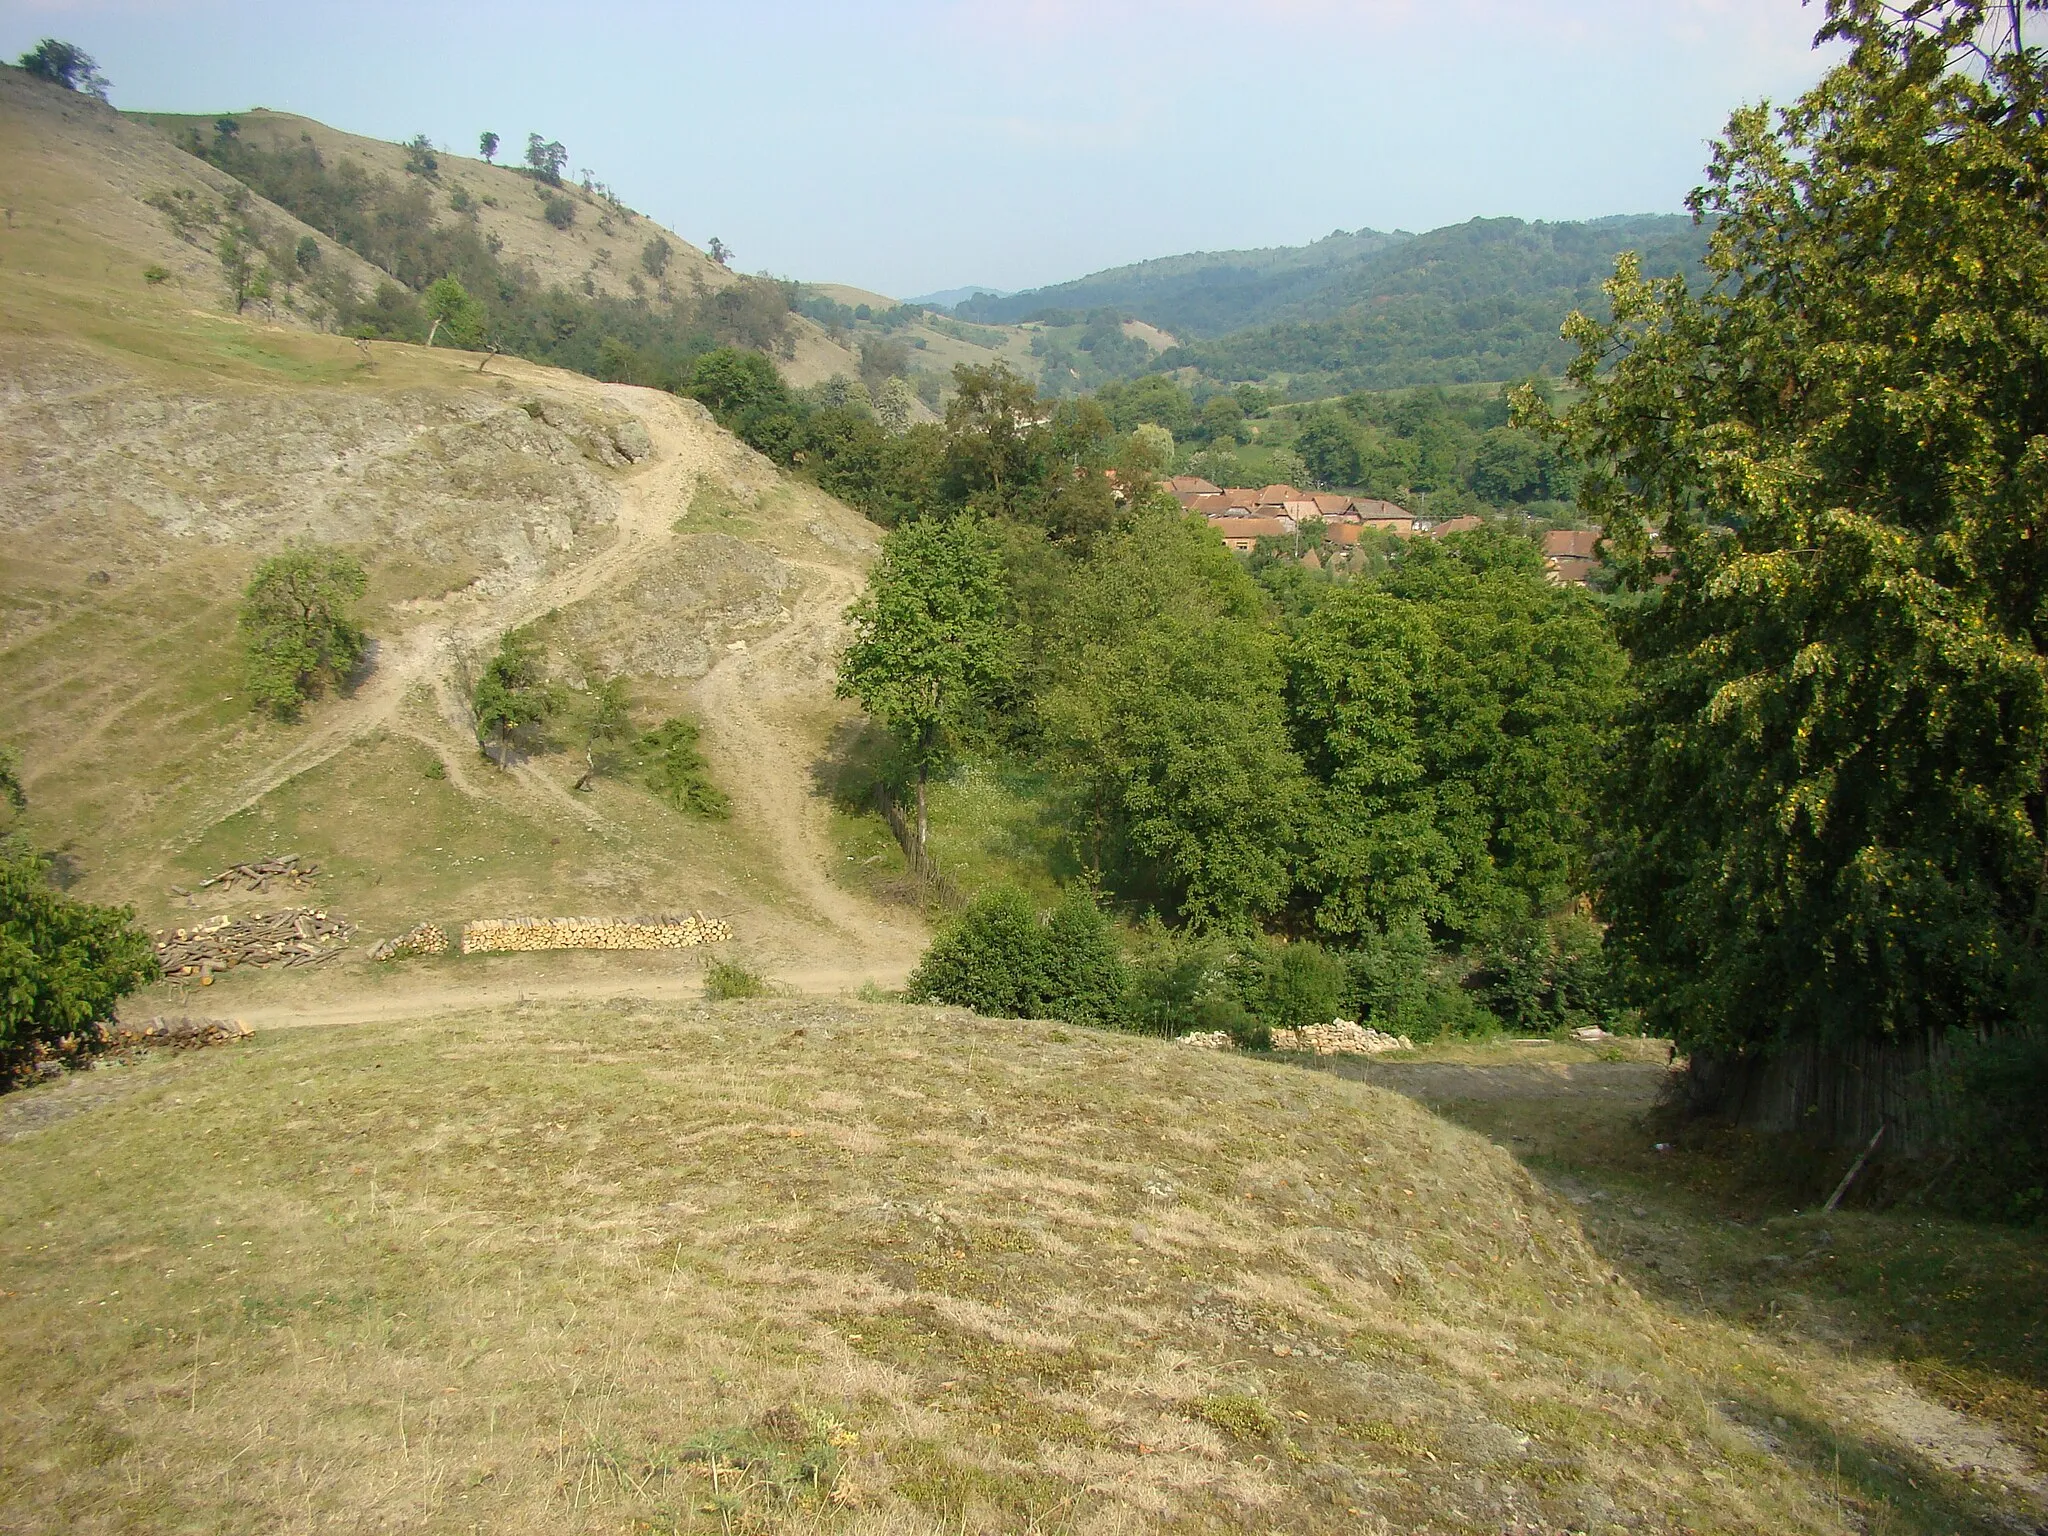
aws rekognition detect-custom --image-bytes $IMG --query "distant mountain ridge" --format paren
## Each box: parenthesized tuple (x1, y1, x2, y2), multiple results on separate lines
(907, 285, 1013, 308)
(953, 214, 1712, 393)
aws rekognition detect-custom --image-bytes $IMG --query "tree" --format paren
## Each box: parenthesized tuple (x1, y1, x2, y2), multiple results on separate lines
(403, 133, 438, 177)
(216, 224, 256, 313)
(1295, 409, 1362, 489)
(239, 547, 369, 718)
(0, 851, 158, 1085)
(469, 628, 558, 767)
(543, 194, 575, 230)
(18, 39, 109, 99)
(907, 886, 1126, 1026)
(479, 130, 500, 163)
(837, 513, 1012, 864)
(943, 362, 1047, 517)
(1286, 529, 1625, 943)
(708, 237, 732, 267)
(1041, 506, 1307, 925)
(294, 234, 320, 272)
(641, 237, 671, 278)
(574, 676, 633, 791)
(524, 134, 568, 184)
(1531, 0, 2048, 1059)
(0, 745, 22, 815)
(423, 275, 484, 347)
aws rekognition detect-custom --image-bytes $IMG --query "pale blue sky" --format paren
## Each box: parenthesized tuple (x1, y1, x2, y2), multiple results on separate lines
(2, 1, 1844, 298)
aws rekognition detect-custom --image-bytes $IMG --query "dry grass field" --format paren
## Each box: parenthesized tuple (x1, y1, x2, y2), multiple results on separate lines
(6, 1002, 2040, 1535)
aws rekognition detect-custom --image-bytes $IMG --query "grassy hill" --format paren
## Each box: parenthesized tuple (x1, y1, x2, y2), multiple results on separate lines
(9, 997, 2029, 1535)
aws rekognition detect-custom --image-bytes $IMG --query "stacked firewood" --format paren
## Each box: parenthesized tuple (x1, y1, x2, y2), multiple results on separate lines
(196, 854, 320, 893)
(106, 1016, 254, 1050)
(155, 909, 353, 980)
(460, 913, 732, 954)
(369, 923, 450, 961)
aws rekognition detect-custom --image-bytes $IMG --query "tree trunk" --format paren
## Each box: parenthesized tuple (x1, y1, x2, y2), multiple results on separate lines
(425, 316, 443, 348)
(915, 760, 929, 871)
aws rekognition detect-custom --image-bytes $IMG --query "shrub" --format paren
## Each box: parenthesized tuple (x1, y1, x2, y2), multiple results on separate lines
(543, 194, 576, 230)
(1925, 1030, 2048, 1225)
(239, 546, 368, 718)
(704, 958, 767, 1000)
(638, 717, 729, 817)
(143, 263, 170, 285)
(1233, 941, 1346, 1032)
(0, 850, 159, 1085)
(1473, 913, 1626, 1034)
(907, 886, 1125, 1026)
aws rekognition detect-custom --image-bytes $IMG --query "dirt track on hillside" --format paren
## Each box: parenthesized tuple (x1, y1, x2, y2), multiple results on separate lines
(159, 366, 924, 997)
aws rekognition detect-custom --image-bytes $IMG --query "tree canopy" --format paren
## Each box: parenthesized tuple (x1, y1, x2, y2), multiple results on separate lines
(238, 547, 368, 718)
(1534, 0, 2048, 1055)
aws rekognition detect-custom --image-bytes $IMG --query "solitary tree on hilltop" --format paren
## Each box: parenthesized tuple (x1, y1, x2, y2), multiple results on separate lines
(524, 133, 567, 185)
(837, 512, 1010, 867)
(479, 130, 499, 163)
(18, 39, 109, 100)
(708, 237, 732, 268)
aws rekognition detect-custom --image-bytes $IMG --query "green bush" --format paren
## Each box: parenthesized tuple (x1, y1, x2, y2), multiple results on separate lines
(638, 717, 729, 817)
(543, 194, 576, 230)
(0, 850, 159, 1085)
(704, 959, 767, 1000)
(1925, 1030, 2048, 1225)
(907, 886, 1125, 1026)
(1233, 941, 1346, 1032)
(1473, 913, 1625, 1034)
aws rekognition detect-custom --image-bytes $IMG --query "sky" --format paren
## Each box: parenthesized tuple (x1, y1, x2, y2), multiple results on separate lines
(0, 0, 1846, 299)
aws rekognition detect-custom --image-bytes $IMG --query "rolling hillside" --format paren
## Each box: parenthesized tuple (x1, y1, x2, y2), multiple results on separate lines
(0, 64, 924, 996)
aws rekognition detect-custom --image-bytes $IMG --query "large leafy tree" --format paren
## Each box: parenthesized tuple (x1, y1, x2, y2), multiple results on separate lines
(1288, 529, 1625, 943)
(18, 39, 109, 99)
(837, 512, 1012, 864)
(1041, 507, 1306, 925)
(239, 547, 369, 718)
(1531, 0, 2048, 1056)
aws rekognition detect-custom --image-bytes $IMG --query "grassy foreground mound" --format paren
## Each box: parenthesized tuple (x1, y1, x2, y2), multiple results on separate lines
(1, 1003, 1887, 1534)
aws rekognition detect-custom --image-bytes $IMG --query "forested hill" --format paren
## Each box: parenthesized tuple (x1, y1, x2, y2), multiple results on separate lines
(952, 227, 1410, 337)
(957, 214, 1710, 394)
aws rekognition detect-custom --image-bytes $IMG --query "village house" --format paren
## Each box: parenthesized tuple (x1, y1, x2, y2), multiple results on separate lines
(1164, 478, 1417, 547)
(1540, 527, 1602, 586)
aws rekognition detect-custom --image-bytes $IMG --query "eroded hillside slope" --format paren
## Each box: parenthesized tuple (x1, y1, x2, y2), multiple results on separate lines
(0, 81, 924, 996)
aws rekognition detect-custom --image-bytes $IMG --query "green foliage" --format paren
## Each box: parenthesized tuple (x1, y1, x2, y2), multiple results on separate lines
(704, 958, 767, 1000)
(640, 237, 671, 278)
(469, 628, 559, 766)
(1232, 941, 1346, 1032)
(638, 717, 729, 818)
(293, 234, 319, 271)
(18, 39, 108, 99)
(837, 513, 1011, 859)
(1042, 506, 1306, 925)
(542, 194, 575, 230)
(524, 134, 568, 184)
(238, 547, 368, 719)
(1473, 913, 1623, 1034)
(1538, 0, 2048, 1057)
(0, 850, 158, 1085)
(906, 886, 1126, 1026)
(0, 747, 22, 814)
(1286, 529, 1624, 943)
(1924, 1029, 2048, 1225)
(422, 275, 484, 347)
(1341, 915, 1490, 1041)
(142, 263, 170, 284)
(403, 133, 438, 177)
(478, 131, 499, 163)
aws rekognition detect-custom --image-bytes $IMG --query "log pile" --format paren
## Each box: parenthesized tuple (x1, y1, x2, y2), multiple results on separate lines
(369, 922, 450, 961)
(1270, 1019, 1414, 1056)
(461, 913, 732, 955)
(197, 855, 320, 893)
(106, 1016, 253, 1051)
(155, 909, 353, 980)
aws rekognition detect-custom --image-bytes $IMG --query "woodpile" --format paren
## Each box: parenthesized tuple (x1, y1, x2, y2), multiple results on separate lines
(1271, 1019, 1414, 1056)
(369, 922, 450, 961)
(155, 909, 353, 980)
(461, 912, 732, 955)
(195, 854, 320, 893)
(106, 1016, 253, 1050)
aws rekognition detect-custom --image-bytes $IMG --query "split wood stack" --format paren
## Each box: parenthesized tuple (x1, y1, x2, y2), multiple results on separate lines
(155, 909, 353, 979)
(106, 1016, 253, 1050)
(369, 922, 451, 961)
(1270, 1019, 1415, 1056)
(197, 855, 320, 893)
(460, 913, 732, 955)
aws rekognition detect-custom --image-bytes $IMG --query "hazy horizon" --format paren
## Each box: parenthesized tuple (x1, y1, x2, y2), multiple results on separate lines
(0, 0, 1845, 299)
